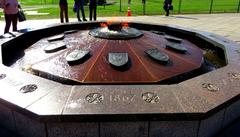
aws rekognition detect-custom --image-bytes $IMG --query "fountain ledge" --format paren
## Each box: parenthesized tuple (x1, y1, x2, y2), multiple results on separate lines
(0, 21, 240, 137)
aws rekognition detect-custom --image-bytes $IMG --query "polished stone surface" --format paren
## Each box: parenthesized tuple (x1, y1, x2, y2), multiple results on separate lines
(0, 21, 240, 137)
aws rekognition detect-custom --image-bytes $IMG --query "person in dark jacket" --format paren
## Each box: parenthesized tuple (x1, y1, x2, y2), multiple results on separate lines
(163, 0, 172, 16)
(89, 0, 97, 21)
(59, 0, 68, 23)
(75, 0, 87, 21)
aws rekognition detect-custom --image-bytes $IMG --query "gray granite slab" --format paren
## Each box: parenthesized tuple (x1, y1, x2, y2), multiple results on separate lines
(63, 85, 184, 118)
(0, 44, 2, 64)
(180, 64, 240, 112)
(47, 122, 98, 137)
(100, 122, 148, 137)
(14, 111, 46, 137)
(172, 84, 214, 113)
(0, 65, 62, 109)
(223, 99, 240, 127)
(198, 109, 225, 137)
(150, 121, 199, 137)
(26, 85, 72, 116)
(0, 103, 16, 132)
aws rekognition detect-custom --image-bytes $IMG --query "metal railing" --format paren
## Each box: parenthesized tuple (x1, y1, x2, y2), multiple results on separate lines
(119, 0, 240, 15)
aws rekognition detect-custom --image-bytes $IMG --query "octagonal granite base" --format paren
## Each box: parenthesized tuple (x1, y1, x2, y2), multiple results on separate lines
(0, 22, 240, 137)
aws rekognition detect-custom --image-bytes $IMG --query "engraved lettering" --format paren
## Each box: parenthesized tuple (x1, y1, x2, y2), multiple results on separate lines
(110, 94, 136, 103)
(85, 93, 104, 104)
(19, 84, 38, 93)
(122, 96, 129, 102)
(228, 72, 240, 80)
(0, 74, 6, 80)
(142, 92, 160, 103)
(130, 94, 136, 102)
(202, 83, 219, 92)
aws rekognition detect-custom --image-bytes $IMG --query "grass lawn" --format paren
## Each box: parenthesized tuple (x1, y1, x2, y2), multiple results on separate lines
(0, 0, 239, 20)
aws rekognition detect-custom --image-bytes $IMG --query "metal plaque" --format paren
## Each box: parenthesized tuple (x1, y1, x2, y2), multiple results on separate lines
(44, 41, 66, 53)
(66, 49, 90, 63)
(108, 52, 129, 67)
(166, 42, 187, 53)
(150, 30, 165, 35)
(47, 34, 65, 42)
(165, 35, 182, 43)
(64, 30, 78, 34)
(145, 48, 169, 63)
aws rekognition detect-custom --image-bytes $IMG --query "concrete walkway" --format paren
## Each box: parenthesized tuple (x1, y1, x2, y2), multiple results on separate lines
(0, 13, 240, 44)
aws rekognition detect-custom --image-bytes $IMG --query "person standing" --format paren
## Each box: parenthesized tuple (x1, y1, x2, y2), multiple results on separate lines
(89, 0, 97, 21)
(163, 0, 172, 16)
(59, 0, 69, 23)
(75, 0, 87, 21)
(2, 0, 19, 33)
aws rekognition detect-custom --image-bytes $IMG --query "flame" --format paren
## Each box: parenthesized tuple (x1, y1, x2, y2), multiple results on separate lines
(122, 22, 129, 28)
(100, 23, 108, 27)
(106, 17, 118, 25)
(100, 18, 129, 28)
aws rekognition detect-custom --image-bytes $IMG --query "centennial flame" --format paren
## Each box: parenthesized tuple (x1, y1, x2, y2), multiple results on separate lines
(100, 18, 129, 29)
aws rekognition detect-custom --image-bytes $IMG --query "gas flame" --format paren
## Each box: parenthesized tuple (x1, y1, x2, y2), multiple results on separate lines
(100, 23, 108, 27)
(121, 22, 129, 28)
(100, 18, 129, 28)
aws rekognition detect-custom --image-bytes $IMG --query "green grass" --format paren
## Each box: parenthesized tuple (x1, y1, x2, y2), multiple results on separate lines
(0, 0, 239, 20)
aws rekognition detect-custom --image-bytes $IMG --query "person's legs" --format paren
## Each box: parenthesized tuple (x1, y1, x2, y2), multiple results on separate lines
(166, 9, 169, 16)
(4, 14, 11, 33)
(89, 5, 92, 21)
(60, 5, 64, 23)
(12, 14, 18, 31)
(80, 1, 87, 21)
(93, 4, 97, 21)
(163, 5, 169, 16)
(64, 4, 69, 22)
(76, 5, 81, 21)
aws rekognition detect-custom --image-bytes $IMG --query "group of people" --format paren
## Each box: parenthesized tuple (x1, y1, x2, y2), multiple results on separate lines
(59, 0, 172, 24)
(59, 0, 97, 23)
(0, 0, 172, 34)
